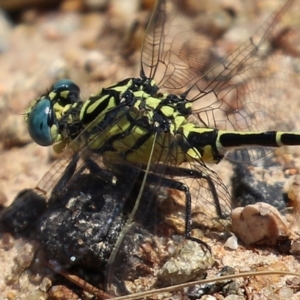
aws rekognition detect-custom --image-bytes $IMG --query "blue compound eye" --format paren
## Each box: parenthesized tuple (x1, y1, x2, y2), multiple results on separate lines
(52, 79, 80, 104)
(27, 98, 54, 146)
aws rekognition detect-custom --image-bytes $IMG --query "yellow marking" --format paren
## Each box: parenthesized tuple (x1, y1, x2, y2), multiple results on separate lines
(97, 80, 133, 96)
(49, 91, 56, 100)
(144, 97, 160, 109)
(185, 102, 192, 109)
(182, 123, 215, 136)
(216, 130, 224, 152)
(53, 139, 67, 153)
(202, 145, 215, 162)
(174, 115, 186, 131)
(160, 105, 174, 117)
(50, 124, 59, 142)
(54, 102, 74, 121)
(132, 90, 145, 98)
(112, 83, 133, 92)
(60, 90, 70, 99)
(187, 147, 201, 160)
(276, 132, 284, 147)
(86, 95, 110, 115)
(124, 134, 167, 164)
(87, 112, 131, 150)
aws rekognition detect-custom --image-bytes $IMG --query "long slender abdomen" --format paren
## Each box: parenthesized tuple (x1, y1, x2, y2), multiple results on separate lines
(217, 131, 300, 148)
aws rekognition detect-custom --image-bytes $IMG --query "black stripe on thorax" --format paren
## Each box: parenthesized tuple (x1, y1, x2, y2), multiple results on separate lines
(80, 90, 119, 124)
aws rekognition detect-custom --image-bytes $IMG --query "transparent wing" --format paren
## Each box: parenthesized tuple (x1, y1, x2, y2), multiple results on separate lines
(162, 160, 232, 231)
(141, 0, 300, 133)
(141, 0, 214, 90)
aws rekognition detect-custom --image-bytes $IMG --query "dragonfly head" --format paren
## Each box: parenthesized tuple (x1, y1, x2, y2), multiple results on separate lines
(25, 79, 80, 147)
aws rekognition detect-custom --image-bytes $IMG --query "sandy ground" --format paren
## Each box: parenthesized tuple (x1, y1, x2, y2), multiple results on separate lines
(1, 0, 300, 299)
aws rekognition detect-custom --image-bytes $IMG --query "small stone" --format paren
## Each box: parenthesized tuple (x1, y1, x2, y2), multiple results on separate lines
(6, 291, 16, 300)
(231, 202, 289, 246)
(48, 285, 81, 299)
(277, 286, 294, 298)
(224, 235, 238, 250)
(39, 276, 52, 293)
(157, 239, 214, 286)
(290, 239, 300, 254)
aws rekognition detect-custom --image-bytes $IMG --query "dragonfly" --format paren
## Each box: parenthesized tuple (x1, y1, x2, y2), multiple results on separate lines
(19, 0, 300, 296)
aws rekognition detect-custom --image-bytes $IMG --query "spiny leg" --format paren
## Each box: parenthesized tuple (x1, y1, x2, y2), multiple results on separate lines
(116, 165, 226, 251)
(50, 155, 117, 202)
(151, 165, 228, 219)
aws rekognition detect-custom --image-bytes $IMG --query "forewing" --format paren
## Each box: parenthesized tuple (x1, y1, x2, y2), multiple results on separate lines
(141, 0, 213, 91)
(142, 0, 300, 135)
(189, 0, 300, 134)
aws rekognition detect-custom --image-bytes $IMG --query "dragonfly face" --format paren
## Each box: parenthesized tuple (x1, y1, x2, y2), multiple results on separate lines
(26, 79, 81, 149)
